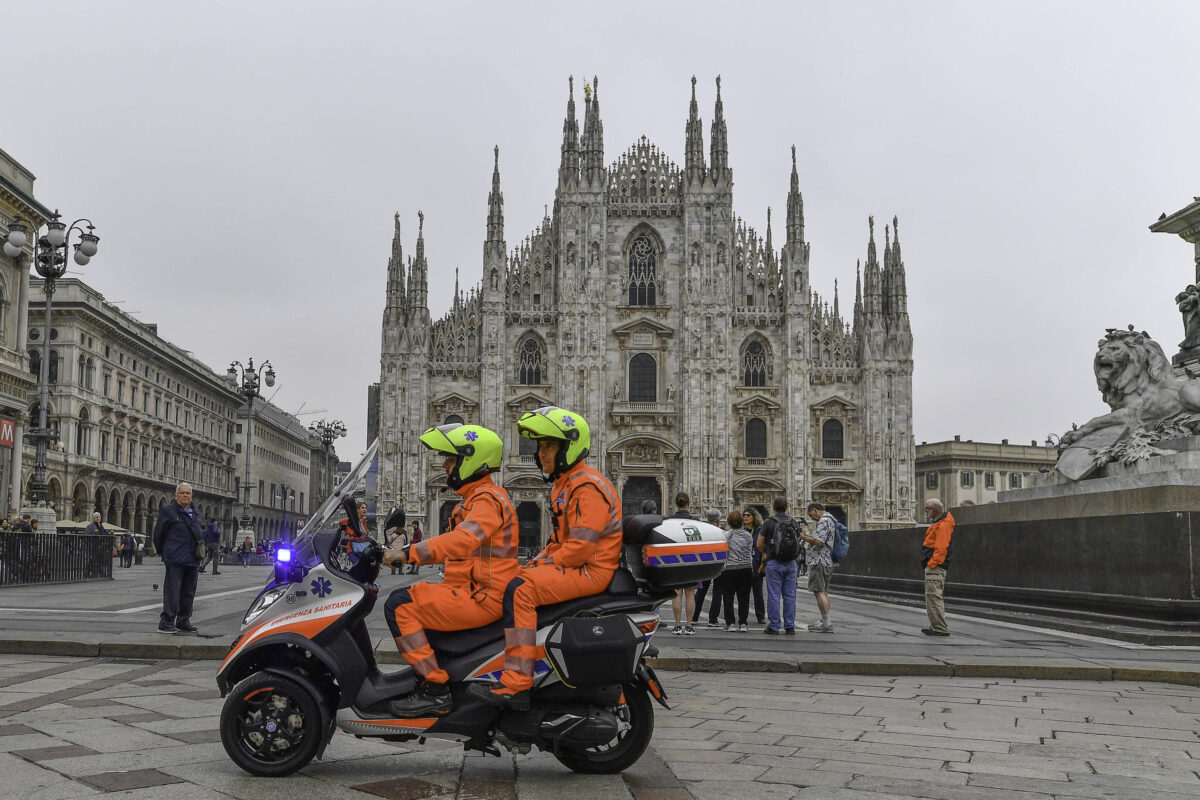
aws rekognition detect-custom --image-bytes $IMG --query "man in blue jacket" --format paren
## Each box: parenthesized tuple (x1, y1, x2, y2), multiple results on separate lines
(152, 483, 204, 634)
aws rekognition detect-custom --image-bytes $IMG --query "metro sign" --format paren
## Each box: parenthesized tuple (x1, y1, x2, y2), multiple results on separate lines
(0, 418, 13, 448)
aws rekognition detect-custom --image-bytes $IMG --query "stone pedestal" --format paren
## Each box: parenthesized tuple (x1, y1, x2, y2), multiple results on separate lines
(835, 437, 1200, 639)
(18, 503, 57, 534)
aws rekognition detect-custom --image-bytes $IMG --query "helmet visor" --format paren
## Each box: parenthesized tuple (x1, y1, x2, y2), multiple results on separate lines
(419, 424, 463, 456)
(517, 408, 565, 440)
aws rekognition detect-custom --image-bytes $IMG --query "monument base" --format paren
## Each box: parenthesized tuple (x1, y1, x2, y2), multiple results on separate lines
(836, 443, 1200, 643)
(18, 503, 57, 534)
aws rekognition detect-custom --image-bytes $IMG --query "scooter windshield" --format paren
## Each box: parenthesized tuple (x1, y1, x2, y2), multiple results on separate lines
(290, 438, 380, 560)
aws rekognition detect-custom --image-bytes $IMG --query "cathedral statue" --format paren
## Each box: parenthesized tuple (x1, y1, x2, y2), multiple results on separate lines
(1176, 284, 1200, 351)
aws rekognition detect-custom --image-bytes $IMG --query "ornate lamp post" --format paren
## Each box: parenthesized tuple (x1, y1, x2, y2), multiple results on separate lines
(227, 358, 274, 543)
(309, 419, 346, 497)
(274, 483, 295, 543)
(5, 212, 99, 530)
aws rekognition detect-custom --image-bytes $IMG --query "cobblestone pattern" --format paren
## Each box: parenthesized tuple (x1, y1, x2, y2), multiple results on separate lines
(0, 656, 1197, 798)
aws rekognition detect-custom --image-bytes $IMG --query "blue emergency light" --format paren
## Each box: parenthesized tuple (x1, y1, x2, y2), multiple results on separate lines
(277, 548, 291, 563)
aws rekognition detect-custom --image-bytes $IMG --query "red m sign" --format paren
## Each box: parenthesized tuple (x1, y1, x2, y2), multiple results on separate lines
(0, 417, 14, 448)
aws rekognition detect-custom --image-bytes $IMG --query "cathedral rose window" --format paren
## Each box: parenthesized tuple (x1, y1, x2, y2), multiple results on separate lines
(628, 236, 658, 306)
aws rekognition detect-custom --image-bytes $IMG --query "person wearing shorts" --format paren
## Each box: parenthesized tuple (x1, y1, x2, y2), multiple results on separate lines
(802, 502, 836, 633)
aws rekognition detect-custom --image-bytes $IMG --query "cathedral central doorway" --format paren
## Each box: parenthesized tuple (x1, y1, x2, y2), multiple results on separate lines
(622, 476, 661, 516)
(516, 501, 542, 557)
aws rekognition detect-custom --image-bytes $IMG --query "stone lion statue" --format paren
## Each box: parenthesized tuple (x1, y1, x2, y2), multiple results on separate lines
(1057, 326, 1200, 479)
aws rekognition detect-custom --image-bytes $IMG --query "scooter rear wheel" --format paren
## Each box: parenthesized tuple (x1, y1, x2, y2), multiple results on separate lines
(221, 672, 323, 777)
(553, 682, 654, 774)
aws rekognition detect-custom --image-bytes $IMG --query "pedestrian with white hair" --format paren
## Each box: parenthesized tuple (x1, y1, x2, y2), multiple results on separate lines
(152, 483, 204, 635)
(921, 498, 955, 636)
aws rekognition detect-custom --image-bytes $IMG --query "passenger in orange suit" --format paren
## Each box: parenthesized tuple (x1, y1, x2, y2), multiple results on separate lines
(468, 406, 622, 711)
(381, 423, 518, 717)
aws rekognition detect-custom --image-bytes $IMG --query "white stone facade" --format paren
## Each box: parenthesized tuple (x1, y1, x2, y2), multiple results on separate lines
(0, 148, 43, 515)
(379, 78, 915, 548)
(234, 400, 320, 543)
(24, 279, 242, 533)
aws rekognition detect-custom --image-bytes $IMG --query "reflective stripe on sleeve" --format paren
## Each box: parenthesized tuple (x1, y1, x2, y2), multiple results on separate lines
(457, 519, 487, 542)
(414, 541, 432, 562)
(567, 526, 602, 543)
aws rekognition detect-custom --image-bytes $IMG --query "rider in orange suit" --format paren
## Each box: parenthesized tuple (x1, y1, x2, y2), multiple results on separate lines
(469, 406, 622, 711)
(382, 423, 518, 717)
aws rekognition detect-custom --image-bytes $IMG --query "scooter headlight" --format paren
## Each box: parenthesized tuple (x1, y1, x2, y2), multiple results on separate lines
(243, 586, 288, 626)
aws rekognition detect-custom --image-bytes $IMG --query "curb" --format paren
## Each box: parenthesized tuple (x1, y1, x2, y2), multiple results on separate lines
(1, 638, 1198, 686)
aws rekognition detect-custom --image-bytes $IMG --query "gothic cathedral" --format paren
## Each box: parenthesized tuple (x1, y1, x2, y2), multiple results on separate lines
(378, 77, 915, 550)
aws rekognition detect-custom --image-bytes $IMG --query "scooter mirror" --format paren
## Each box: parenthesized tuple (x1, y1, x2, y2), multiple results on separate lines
(383, 506, 406, 532)
(341, 497, 364, 537)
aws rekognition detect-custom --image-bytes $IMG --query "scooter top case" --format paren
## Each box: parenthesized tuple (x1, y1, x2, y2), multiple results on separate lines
(620, 514, 728, 591)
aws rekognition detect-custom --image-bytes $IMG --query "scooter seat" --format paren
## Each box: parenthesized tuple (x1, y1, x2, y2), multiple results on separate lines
(425, 567, 640, 658)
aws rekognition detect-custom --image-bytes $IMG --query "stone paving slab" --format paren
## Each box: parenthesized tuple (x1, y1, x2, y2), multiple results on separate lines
(0, 655, 1197, 797)
(5, 567, 1200, 683)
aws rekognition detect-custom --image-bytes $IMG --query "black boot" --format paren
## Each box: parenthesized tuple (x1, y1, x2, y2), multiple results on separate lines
(390, 680, 453, 718)
(467, 681, 530, 711)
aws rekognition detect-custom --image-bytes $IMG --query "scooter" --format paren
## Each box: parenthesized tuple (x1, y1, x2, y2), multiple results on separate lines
(215, 443, 726, 777)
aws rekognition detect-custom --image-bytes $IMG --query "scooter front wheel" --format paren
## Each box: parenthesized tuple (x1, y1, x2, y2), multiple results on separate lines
(220, 672, 324, 777)
(553, 682, 654, 774)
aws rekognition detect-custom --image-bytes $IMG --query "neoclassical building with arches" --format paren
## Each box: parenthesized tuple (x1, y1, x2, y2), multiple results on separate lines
(23, 279, 242, 534)
(378, 78, 915, 546)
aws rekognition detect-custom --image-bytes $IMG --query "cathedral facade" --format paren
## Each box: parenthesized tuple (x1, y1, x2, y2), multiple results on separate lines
(378, 78, 915, 550)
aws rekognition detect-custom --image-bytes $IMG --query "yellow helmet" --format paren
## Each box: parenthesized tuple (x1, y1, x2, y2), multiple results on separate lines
(419, 423, 502, 489)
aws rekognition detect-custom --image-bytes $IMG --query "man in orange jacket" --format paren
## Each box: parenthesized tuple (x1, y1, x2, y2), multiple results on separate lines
(381, 423, 518, 716)
(921, 498, 955, 637)
(469, 406, 622, 711)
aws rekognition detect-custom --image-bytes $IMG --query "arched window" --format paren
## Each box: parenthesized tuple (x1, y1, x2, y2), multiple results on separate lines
(517, 338, 543, 385)
(28, 350, 40, 377)
(822, 419, 844, 460)
(628, 353, 657, 402)
(745, 418, 767, 459)
(744, 340, 767, 387)
(76, 408, 90, 456)
(444, 414, 464, 425)
(48, 350, 59, 384)
(627, 236, 658, 306)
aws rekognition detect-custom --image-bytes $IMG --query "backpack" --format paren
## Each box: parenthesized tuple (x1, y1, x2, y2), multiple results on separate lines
(769, 516, 801, 561)
(831, 520, 850, 564)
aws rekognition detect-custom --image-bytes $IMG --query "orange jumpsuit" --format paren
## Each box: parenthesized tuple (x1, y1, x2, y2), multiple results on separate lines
(384, 476, 518, 684)
(496, 461, 622, 692)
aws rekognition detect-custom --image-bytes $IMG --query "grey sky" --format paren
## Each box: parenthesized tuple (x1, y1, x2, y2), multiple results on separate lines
(4, 1, 1198, 461)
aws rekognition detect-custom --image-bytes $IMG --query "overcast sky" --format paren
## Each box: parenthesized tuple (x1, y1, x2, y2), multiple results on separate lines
(4, 1, 1199, 461)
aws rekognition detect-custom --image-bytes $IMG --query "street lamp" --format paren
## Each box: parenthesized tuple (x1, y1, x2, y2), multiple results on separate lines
(6, 212, 100, 529)
(273, 484, 296, 543)
(309, 419, 346, 497)
(227, 358, 275, 543)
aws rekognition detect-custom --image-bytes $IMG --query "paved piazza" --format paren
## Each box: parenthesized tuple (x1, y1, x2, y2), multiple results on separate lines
(0, 654, 1195, 799)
